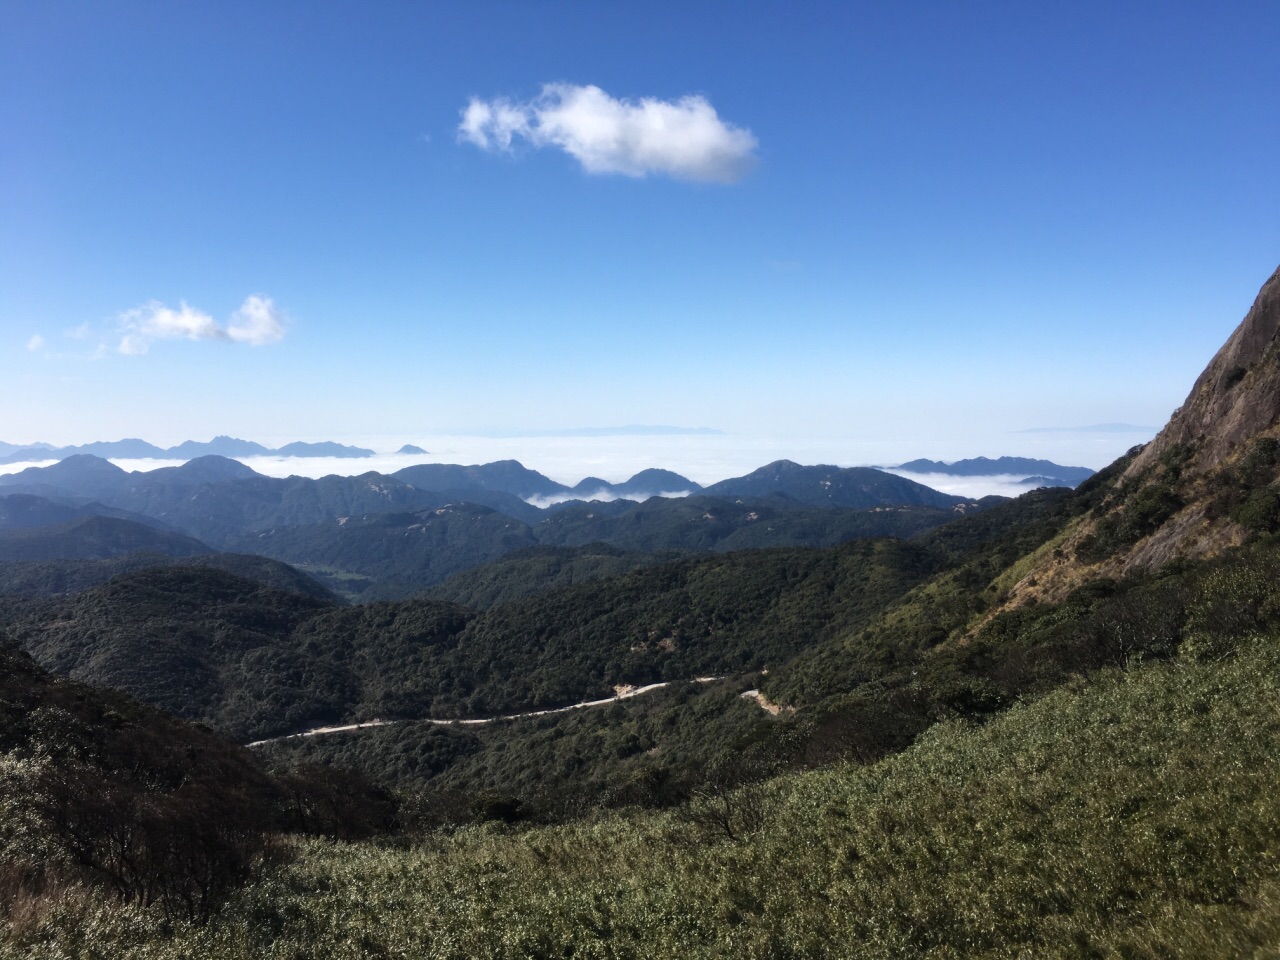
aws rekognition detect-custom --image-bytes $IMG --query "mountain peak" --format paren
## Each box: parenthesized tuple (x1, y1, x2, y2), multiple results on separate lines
(1126, 263, 1280, 478)
(705, 461, 962, 509)
(996, 263, 1280, 611)
(173, 455, 262, 480)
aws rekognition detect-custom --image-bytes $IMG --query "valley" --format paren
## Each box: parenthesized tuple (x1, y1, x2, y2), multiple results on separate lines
(3, 266, 1280, 957)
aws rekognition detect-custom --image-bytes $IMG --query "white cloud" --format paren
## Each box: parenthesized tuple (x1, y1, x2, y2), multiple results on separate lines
(26, 335, 45, 352)
(883, 470, 1063, 500)
(227, 295, 286, 345)
(459, 98, 530, 151)
(524, 488, 693, 509)
(458, 83, 757, 183)
(117, 295, 286, 355)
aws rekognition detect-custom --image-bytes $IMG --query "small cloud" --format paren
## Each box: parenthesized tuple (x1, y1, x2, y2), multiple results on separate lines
(459, 83, 757, 183)
(227, 295, 285, 346)
(116, 295, 287, 355)
(26, 335, 45, 352)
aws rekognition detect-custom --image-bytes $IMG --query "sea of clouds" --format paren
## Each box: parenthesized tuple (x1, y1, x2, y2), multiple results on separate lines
(0, 429, 1153, 501)
(881, 471, 1066, 500)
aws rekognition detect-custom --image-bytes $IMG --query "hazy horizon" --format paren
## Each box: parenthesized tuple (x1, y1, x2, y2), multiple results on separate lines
(0, 425, 1154, 495)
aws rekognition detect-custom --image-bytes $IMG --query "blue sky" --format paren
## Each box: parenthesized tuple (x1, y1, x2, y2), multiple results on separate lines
(4, 1, 1279, 469)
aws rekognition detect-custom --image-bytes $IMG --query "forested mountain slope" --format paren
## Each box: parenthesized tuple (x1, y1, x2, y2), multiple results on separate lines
(6, 568, 339, 740)
(704, 460, 965, 508)
(2, 483, 1057, 760)
(225, 495, 984, 602)
(423, 543, 682, 609)
(4, 537, 935, 742)
(0, 515, 213, 562)
(0, 551, 333, 600)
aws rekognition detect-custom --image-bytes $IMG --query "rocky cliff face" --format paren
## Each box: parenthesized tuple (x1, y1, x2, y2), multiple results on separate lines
(998, 263, 1280, 609)
(1127, 265, 1280, 477)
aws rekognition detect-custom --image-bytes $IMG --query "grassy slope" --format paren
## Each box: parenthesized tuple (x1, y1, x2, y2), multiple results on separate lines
(16, 633, 1280, 958)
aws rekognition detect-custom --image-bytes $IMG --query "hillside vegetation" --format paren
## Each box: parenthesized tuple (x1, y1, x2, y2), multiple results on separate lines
(10, 622, 1280, 957)
(0, 647, 395, 934)
(0, 551, 333, 600)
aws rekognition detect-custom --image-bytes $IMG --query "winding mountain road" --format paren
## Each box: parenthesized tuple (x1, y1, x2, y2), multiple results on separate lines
(246, 676, 730, 747)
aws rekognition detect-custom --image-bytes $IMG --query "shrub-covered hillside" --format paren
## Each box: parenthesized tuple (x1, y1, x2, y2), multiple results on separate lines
(10, 622, 1280, 957)
(0, 647, 395, 933)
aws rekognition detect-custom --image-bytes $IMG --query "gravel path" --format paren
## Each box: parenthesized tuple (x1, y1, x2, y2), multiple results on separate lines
(247, 676, 730, 747)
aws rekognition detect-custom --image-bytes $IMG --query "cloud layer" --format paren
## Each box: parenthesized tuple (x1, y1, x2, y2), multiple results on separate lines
(524, 488, 694, 509)
(118, 295, 286, 355)
(459, 84, 757, 183)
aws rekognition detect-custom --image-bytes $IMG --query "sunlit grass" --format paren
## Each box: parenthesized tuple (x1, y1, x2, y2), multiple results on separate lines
(12, 633, 1280, 958)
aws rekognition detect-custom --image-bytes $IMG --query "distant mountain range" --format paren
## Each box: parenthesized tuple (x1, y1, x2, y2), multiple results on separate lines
(0, 454, 992, 523)
(894, 456, 1095, 488)
(0, 436, 376, 464)
(0, 453, 990, 600)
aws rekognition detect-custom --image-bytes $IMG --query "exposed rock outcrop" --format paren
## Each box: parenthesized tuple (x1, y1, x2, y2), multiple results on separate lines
(1126, 265, 1280, 478)
(996, 264, 1280, 611)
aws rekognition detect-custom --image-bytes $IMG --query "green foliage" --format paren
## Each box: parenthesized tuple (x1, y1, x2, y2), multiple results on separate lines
(770, 529, 1280, 777)
(17, 458, 1280, 847)
(0, 648, 280, 923)
(1230, 487, 1280, 532)
(1180, 545, 1280, 660)
(767, 487, 1080, 706)
(4, 567, 340, 741)
(262, 679, 778, 824)
(1075, 478, 1184, 563)
(1181, 437, 1280, 536)
(14, 633, 1280, 956)
(0, 645, 413, 929)
(0, 515, 212, 562)
(12, 434, 1280, 953)
(230, 505, 541, 602)
(0, 551, 333, 600)
(235, 495, 977, 602)
(1208, 436, 1280, 534)
(424, 543, 682, 609)
(7, 538, 941, 742)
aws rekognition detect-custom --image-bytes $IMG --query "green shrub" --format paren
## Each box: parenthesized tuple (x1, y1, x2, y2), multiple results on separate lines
(1230, 488, 1280, 533)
